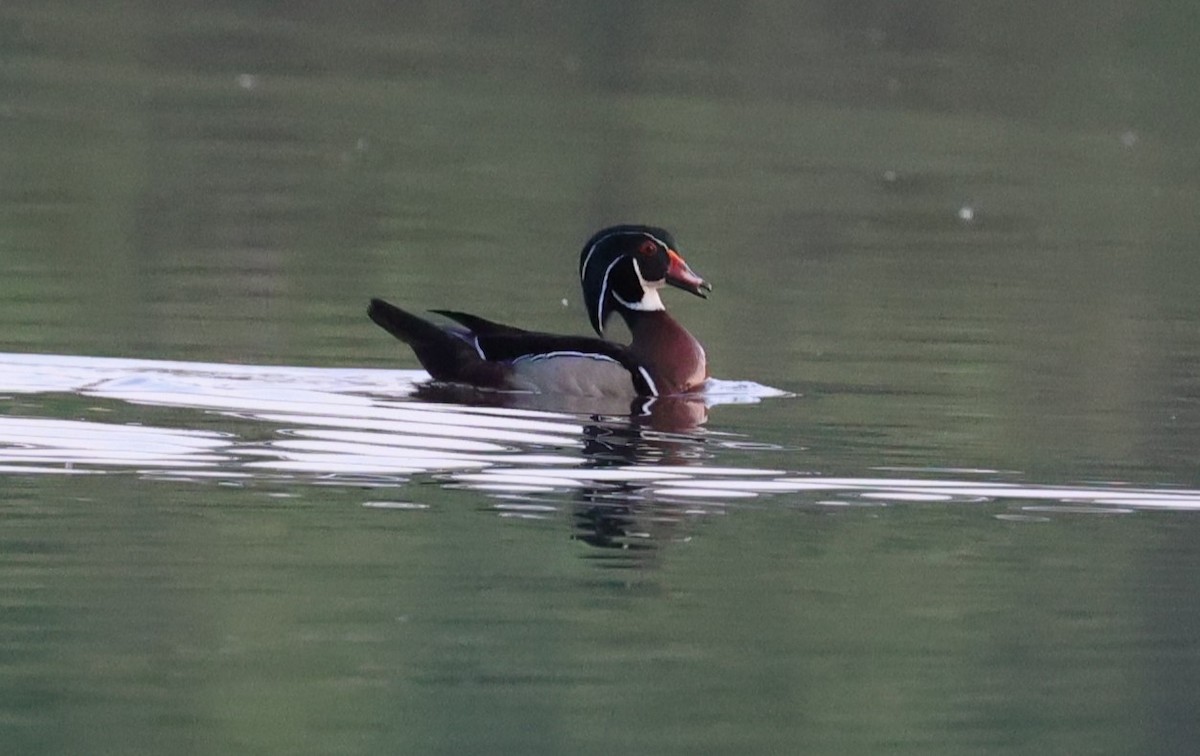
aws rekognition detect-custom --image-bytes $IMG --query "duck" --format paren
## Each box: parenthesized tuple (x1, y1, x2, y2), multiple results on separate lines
(368, 225, 712, 398)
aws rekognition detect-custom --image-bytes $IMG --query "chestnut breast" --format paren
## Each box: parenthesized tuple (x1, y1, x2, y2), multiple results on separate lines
(628, 311, 708, 394)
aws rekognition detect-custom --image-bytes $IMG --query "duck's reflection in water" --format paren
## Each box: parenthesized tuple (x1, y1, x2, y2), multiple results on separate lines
(415, 384, 717, 562)
(412, 384, 708, 434)
(573, 404, 715, 562)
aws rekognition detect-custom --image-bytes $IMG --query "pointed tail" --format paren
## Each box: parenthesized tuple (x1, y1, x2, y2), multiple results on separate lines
(368, 298, 505, 388)
(369, 298, 450, 348)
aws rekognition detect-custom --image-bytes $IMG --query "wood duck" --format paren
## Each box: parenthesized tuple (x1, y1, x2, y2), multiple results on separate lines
(368, 225, 712, 398)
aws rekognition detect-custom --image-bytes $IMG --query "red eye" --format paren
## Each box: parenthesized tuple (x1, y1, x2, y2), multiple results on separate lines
(639, 240, 657, 255)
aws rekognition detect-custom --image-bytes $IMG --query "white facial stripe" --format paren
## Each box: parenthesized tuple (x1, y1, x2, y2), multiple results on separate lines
(633, 256, 668, 291)
(584, 230, 676, 331)
(580, 230, 673, 284)
(581, 231, 634, 282)
(612, 257, 665, 311)
(614, 288, 663, 311)
(594, 255, 624, 332)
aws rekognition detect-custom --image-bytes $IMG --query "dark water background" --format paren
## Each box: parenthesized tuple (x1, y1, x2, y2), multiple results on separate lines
(2, 2, 1200, 754)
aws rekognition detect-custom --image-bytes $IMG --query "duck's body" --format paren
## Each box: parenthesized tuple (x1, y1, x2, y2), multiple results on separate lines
(368, 225, 711, 398)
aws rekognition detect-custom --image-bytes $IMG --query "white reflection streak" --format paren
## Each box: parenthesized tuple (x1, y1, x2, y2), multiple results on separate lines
(3, 353, 1200, 512)
(0, 464, 95, 475)
(0, 416, 231, 470)
(253, 413, 581, 447)
(0, 417, 227, 448)
(290, 428, 508, 453)
(642, 478, 1200, 510)
(87, 388, 584, 436)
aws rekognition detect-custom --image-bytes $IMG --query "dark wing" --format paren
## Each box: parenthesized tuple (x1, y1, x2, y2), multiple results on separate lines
(430, 310, 533, 337)
(473, 332, 623, 362)
(432, 310, 633, 366)
(391, 304, 656, 395)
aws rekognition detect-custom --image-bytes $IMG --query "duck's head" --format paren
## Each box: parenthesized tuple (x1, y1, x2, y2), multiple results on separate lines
(578, 225, 711, 336)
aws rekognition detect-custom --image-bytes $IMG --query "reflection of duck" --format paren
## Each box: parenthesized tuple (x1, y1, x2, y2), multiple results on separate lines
(412, 382, 709, 432)
(568, 408, 717, 559)
(403, 382, 714, 558)
(369, 225, 712, 398)
(580, 411, 711, 464)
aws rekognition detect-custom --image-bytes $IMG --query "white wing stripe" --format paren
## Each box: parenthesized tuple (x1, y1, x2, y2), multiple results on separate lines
(636, 367, 659, 396)
(512, 351, 621, 365)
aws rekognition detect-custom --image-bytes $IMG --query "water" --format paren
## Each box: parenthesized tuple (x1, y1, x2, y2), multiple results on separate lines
(4, 2, 1200, 754)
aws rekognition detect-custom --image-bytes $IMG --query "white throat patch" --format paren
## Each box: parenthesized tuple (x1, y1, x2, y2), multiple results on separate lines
(612, 258, 666, 312)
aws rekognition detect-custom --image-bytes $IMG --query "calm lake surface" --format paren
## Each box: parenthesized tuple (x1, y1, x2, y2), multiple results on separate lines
(3, 2, 1200, 754)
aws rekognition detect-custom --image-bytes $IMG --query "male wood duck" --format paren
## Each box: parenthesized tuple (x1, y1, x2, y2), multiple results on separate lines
(368, 225, 711, 398)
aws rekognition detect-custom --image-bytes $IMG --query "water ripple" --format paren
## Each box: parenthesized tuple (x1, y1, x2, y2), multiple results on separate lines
(2, 353, 1198, 519)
